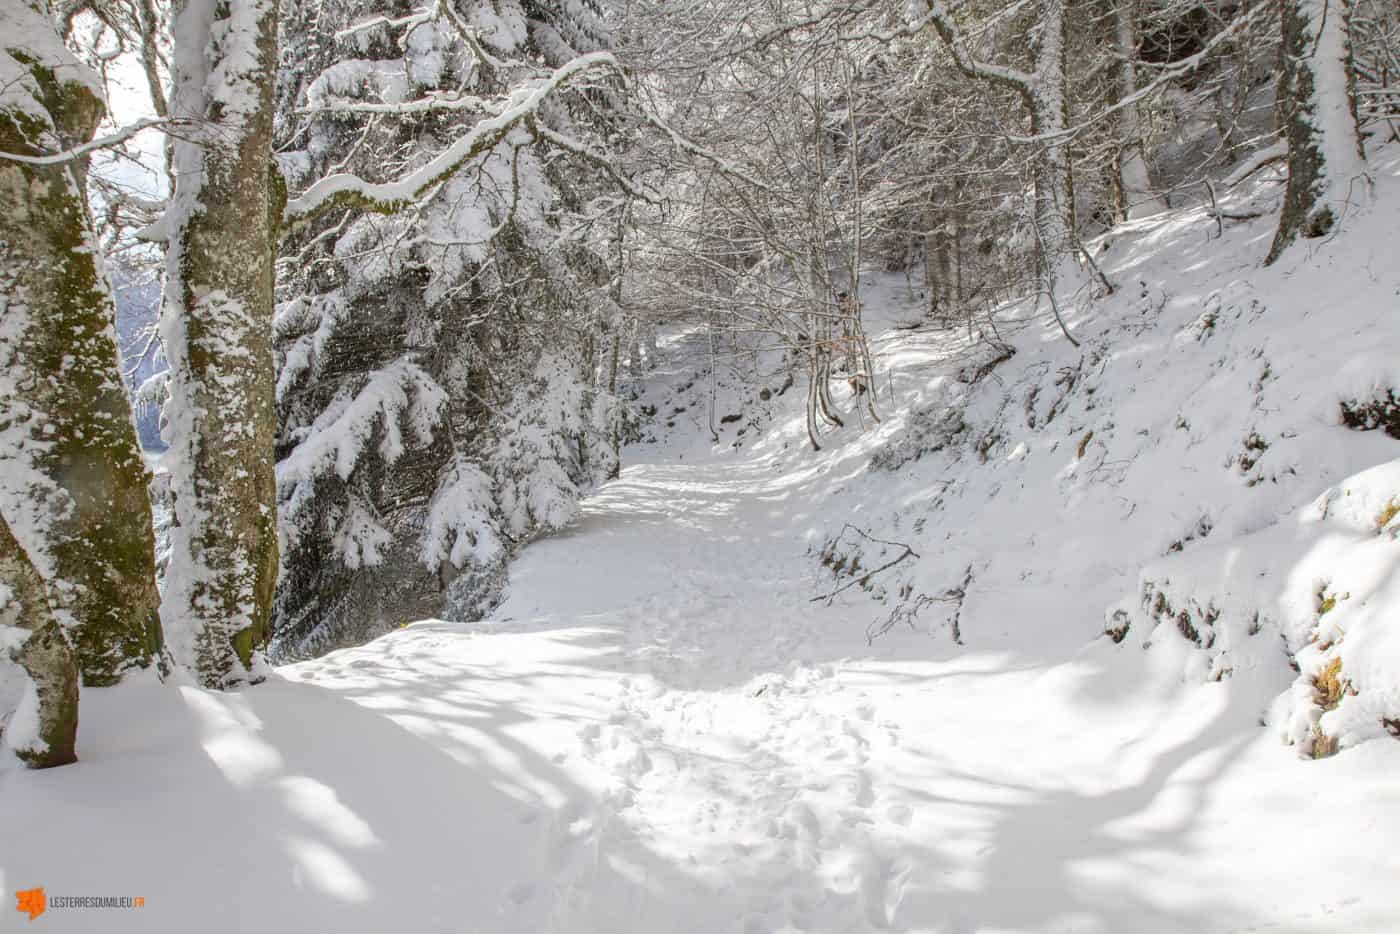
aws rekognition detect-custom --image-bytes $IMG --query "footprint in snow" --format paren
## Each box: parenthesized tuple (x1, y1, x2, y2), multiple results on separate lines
(843, 768, 875, 808)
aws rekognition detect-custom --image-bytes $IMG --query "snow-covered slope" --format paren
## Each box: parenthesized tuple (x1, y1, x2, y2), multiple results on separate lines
(791, 146, 1400, 763)
(2, 151, 1399, 933)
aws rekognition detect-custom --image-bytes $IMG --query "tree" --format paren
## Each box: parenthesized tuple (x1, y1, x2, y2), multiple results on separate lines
(0, 0, 164, 690)
(1267, 0, 1370, 263)
(921, 0, 1087, 342)
(1109, 0, 1168, 220)
(270, 0, 631, 657)
(160, 0, 281, 687)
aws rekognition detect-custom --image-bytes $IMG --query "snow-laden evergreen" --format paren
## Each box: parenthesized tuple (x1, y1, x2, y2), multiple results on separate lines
(270, 0, 628, 658)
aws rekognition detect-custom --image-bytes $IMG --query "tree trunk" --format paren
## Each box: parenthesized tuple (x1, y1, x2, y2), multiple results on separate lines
(0, 517, 79, 769)
(1031, 0, 1073, 288)
(161, 0, 281, 688)
(1028, 0, 1081, 345)
(1112, 0, 1167, 219)
(949, 176, 966, 313)
(608, 332, 622, 479)
(1267, 0, 1369, 263)
(927, 194, 961, 325)
(0, 0, 164, 688)
(925, 204, 946, 322)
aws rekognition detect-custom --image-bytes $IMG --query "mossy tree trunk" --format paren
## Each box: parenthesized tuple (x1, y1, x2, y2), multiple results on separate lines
(0, 517, 79, 769)
(1267, 0, 1369, 263)
(0, 0, 164, 689)
(161, 0, 280, 688)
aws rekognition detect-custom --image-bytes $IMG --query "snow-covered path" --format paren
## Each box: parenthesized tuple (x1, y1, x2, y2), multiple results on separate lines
(5, 356, 1400, 933)
(440, 444, 1398, 934)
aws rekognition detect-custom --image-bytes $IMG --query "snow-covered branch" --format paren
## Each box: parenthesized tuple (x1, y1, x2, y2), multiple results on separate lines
(284, 51, 625, 226)
(0, 115, 186, 166)
(333, 9, 433, 41)
(1223, 140, 1288, 188)
(915, 0, 1036, 97)
(295, 93, 497, 117)
(534, 123, 655, 203)
(1003, 3, 1272, 146)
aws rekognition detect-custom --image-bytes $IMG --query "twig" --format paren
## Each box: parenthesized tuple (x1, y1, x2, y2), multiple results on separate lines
(811, 524, 919, 604)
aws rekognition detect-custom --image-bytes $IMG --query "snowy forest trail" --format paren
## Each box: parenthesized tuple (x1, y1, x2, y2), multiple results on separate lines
(284, 383, 1396, 934)
(6, 316, 1400, 934)
(4, 359, 1397, 933)
(499, 416, 1398, 930)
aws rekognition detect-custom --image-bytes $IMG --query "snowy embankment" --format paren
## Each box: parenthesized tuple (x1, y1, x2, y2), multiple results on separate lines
(3, 152, 1400, 933)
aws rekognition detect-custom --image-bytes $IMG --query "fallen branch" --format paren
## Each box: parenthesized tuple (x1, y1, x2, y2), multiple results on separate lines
(811, 524, 919, 605)
(1222, 140, 1287, 189)
(865, 563, 973, 644)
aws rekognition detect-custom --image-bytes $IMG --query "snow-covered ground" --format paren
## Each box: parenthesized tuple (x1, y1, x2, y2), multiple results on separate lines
(4, 152, 1400, 933)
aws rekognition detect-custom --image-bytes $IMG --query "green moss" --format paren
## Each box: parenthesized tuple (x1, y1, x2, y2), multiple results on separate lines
(232, 624, 260, 673)
(268, 160, 288, 241)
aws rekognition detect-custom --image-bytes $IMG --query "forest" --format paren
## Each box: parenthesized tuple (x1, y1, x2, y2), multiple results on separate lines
(2, 0, 1399, 930)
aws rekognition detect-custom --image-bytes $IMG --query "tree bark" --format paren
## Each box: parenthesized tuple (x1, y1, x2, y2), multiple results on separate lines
(0, 517, 79, 769)
(161, 0, 281, 688)
(0, 0, 164, 688)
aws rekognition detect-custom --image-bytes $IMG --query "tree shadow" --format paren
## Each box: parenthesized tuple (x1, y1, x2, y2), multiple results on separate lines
(3, 613, 1379, 933)
(0, 661, 722, 933)
(884, 700, 1295, 933)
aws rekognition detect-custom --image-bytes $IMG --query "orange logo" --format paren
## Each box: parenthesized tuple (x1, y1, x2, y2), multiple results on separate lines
(15, 888, 45, 921)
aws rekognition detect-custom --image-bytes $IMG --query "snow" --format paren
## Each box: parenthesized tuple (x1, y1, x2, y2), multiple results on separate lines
(420, 457, 504, 570)
(332, 501, 394, 571)
(276, 360, 447, 491)
(1, 679, 44, 759)
(5, 149, 1400, 932)
(305, 59, 412, 109)
(0, 2, 104, 123)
